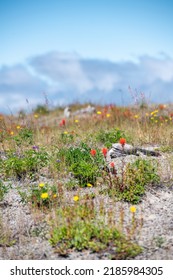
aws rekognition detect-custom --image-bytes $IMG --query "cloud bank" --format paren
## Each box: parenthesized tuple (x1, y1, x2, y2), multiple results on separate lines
(0, 51, 173, 113)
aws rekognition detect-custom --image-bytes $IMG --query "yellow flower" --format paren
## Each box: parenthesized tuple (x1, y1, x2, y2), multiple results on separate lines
(10, 131, 14, 135)
(16, 125, 21, 129)
(97, 111, 102, 115)
(155, 120, 158, 123)
(34, 114, 38, 118)
(64, 131, 68, 134)
(74, 119, 79, 123)
(134, 115, 139, 119)
(53, 194, 57, 198)
(87, 183, 93, 187)
(130, 206, 136, 213)
(41, 192, 49, 199)
(145, 113, 149, 116)
(106, 113, 111, 118)
(39, 182, 45, 188)
(150, 110, 158, 115)
(73, 195, 79, 202)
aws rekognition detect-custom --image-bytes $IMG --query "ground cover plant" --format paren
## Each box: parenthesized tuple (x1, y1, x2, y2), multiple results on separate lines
(0, 101, 173, 259)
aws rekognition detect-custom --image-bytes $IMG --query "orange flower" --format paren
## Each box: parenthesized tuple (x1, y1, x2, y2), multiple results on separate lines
(90, 149, 96, 156)
(102, 147, 108, 157)
(119, 138, 126, 146)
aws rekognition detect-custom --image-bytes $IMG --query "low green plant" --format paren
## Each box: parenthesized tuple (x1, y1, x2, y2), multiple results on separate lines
(60, 132, 75, 144)
(58, 142, 105, 187)
(13, 127, 34, 146)
(18, 182, 58, 208)
(2, 148, 50, 179)
(104, 159, 160, 203)
(0, 180, 11, 201)
(96, 128, 129, 148)
(49, 202, 142, 258)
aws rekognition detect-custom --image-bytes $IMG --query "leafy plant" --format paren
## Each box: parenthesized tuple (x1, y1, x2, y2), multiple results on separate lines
(96, 128, 129, 148)
(58, 142, 105, 187)
(49, 202, 142, 258)
(18, 182, 58, 208)
(104, 159, 160, 203)
(0, 180, 11, 201)
(2, 148, 50, 179)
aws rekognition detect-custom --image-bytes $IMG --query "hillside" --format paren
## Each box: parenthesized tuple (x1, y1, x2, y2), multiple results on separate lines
(0, 103, 173, 259)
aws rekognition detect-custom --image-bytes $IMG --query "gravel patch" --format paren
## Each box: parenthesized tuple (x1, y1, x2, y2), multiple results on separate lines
(0, 152, 173, 260)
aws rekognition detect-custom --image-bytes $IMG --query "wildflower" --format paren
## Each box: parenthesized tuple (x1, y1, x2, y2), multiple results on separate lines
(87, 183, 93, 187)
(10, 131, 14, 135)
(159, 104, 166, 110)
(97, 111, 102, 115)
(119, 138, 126, 146)
(106, 113, 111, 118)
(74, 119, 79, 123)
(16, 125, 21, 129)
(150, 110, 158, 116)
(64, 131, 68, 134)
(90, 149, 97, 156)
(102, 147, 108, 157)
(59, 119, 66, 126)
(110, 162, 115, 168)
(73, 195, 79, 202)
(145, 113, 149, 116)
(34, 114, 38, 118)
(53, 194, 57, 198)
(41, 192, 49, 199)
(134, 115, 139, 119)
(32, 145, 39, 151)
(39, 182, 45, 188)
(130, 206, 136, 213)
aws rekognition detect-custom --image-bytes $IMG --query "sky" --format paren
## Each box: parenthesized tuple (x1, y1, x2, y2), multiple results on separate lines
(1, 0, 173, 113)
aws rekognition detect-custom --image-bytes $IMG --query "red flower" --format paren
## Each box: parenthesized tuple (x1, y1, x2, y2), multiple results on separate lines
(119, 138, 126, 146)
(90, 149, 97, 156)
(102, 147, 108, 157)
(59, 119, 66, 126)
(110, 162, 115, 168)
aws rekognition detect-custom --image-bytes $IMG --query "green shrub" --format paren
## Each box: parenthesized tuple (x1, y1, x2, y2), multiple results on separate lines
(58, 142, 105, 187)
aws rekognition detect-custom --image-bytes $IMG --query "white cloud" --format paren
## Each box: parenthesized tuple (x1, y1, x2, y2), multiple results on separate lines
(140, 56, 173, 82)
(30, 52, 93, 93)
(0, 52, 173, 113)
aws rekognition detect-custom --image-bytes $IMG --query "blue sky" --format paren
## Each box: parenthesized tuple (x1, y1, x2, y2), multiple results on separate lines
(1, 0, 173, 113)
